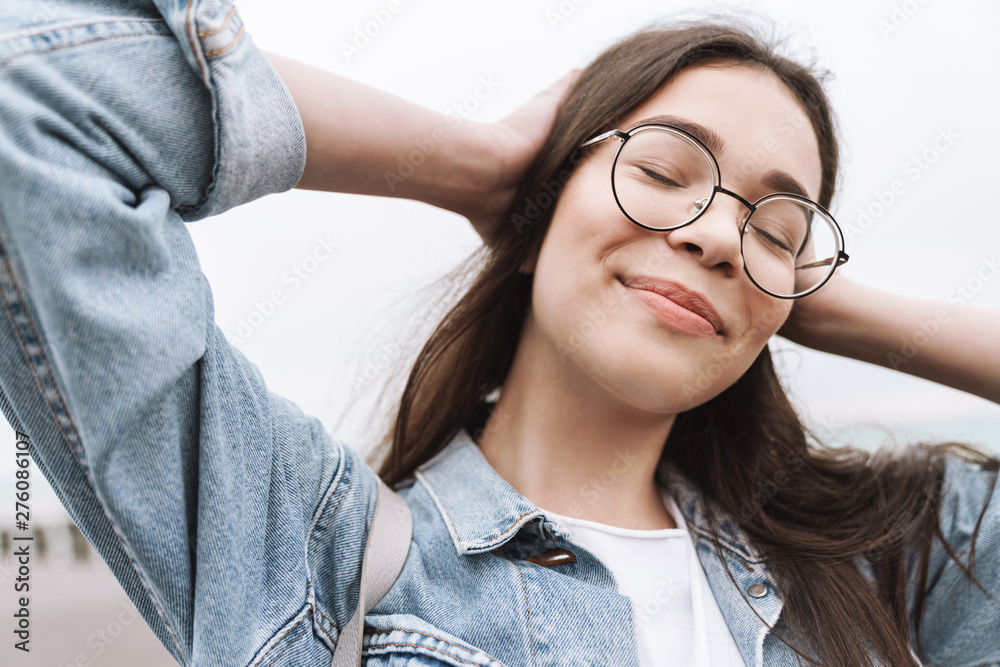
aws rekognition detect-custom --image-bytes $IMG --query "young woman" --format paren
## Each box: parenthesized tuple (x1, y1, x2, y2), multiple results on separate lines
(0, 3, 997, 667)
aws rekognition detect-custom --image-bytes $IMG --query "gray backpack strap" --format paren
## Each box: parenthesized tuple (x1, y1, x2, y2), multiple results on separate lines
(330, 475, 413, 667)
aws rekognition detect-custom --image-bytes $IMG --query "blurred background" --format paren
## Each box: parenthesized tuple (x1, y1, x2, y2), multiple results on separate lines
(2, 0, 998, 664)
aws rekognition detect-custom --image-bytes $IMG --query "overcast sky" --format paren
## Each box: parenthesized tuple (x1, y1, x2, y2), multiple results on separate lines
(2, 0, 999, 520)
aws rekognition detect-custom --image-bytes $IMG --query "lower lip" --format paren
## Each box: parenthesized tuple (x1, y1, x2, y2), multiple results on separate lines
(621, 283, 718, 338)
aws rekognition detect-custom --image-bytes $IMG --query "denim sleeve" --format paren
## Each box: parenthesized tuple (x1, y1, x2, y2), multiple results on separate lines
(910, 453, 1000, 663)
(0, 4, 377, 665)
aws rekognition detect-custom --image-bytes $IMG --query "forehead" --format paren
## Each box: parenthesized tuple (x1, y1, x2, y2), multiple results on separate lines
(620, 63, 823, 202)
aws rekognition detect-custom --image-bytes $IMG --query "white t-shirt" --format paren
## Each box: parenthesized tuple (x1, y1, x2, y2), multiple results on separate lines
(538, 490, 747, 667)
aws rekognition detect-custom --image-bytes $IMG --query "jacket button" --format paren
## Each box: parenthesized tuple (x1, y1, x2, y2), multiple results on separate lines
(526, 548, 577, 567)
(747, 583, 768, 598)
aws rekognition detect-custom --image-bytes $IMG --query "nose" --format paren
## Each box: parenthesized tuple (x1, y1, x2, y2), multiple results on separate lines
(663, 190, 746, 277)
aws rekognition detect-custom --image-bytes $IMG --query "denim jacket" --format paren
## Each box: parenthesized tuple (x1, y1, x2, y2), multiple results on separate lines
(0, 1, 997, 665)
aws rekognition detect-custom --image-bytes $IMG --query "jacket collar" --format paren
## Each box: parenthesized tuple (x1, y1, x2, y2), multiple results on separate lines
(415, 428, 792, 667)
(414, 428, 542, 555)
(414, 427, 766, 564)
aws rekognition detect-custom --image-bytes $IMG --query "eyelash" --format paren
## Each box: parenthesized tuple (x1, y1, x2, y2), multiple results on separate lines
(640, 167, 681, 188)
(748, 225, 793, 253)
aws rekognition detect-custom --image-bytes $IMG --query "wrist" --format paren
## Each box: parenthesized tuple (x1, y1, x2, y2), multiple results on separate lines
(782, 275, 866, 353)
(791, 279, 939, 367)
(430, 121, 505, 219)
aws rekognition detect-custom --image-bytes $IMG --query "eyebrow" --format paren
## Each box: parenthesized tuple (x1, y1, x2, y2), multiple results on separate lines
(759, 169, 809, 200)
(629, 115, 726, 156)
(628, 114, 813, 200)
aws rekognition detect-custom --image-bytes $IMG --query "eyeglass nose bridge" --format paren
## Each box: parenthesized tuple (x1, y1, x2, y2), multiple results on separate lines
(691, 186, 758, 229)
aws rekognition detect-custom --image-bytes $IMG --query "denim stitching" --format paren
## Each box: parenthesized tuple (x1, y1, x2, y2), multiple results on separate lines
(7, 15, 217, 222)
(417, 470, 540, 552)
(312, 603, 340, 633)
(308, 450, 355, 562)
(363, 626, 508, 663)
(689, 522, 762, 567)
(515, 563, 539, 666)
(415, 470, 464, 544)
(0, 222, 190, 664)
(305, 444, 347, 536)
(203, 24, 244, 58)
(363, 642, 505, 666)
(304, 584, 338, 654)
(690, 524, 758, 571)
(173, 0, 223, 222)
(184, 0, 206, 83)
(197, 4, 237, 38)
(251, 617, 310, 667)
(311, 608, 336, 649)
(302, 439, 348, 646)
(262, 625, 310, 667)
(479, 509, 538, 545)
(0, 18, 165, 46)
(0, 30, 170, 69)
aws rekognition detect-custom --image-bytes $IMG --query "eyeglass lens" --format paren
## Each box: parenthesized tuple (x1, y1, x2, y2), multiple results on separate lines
(611, 128, 840, 298)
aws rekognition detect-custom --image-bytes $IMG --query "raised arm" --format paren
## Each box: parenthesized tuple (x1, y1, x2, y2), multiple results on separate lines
(262, 50, 577, 242)
(779, 273, 1000, 404)
(0, 5, 571, 663)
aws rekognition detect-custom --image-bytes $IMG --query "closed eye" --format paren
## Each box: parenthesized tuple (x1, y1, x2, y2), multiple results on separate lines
(640, 166, 682, 188)
(747, 225, 793, 253)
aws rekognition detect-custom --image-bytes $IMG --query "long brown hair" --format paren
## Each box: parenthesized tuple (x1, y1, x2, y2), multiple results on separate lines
(367, 17, 999, 666)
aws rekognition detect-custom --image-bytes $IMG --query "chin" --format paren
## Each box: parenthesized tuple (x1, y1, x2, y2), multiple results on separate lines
(593, 355, 739, 416)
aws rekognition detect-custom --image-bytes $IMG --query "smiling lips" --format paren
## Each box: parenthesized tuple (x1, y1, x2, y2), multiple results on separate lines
(619, 276, 724, 337)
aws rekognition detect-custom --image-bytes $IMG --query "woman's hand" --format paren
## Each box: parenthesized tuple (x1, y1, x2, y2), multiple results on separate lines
(778, 271, 1000, 405)
(459, 70, 581, 245)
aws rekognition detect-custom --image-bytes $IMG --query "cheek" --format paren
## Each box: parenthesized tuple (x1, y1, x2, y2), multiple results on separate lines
(532, 203, 608, 344)
(737, 290, 792, 350)
(528, 196, 651, 385)
(532, 167, 626, 317)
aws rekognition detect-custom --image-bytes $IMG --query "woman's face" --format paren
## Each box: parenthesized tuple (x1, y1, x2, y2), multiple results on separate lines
(523, 62, 823, 414)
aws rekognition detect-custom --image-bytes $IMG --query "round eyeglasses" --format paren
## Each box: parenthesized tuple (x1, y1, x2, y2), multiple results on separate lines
(580, 123, 849, 299)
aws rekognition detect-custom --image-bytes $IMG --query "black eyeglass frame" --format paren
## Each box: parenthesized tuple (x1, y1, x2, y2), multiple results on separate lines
(580, 123, 850, 299)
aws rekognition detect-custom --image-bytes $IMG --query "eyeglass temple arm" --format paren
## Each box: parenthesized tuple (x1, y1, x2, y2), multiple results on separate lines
(580, 129, 630, 148)
(796, 251, 850, 271)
